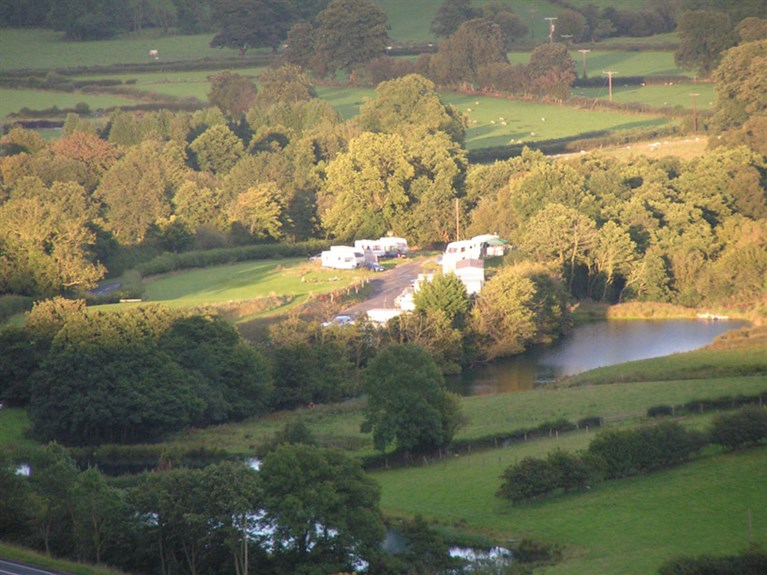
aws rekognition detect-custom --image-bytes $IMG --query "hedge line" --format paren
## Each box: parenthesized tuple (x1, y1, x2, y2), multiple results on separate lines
(647, 390, 767, 418)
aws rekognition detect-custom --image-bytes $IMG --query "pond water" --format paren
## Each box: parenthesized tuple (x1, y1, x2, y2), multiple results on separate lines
(450, 319, 748, 396)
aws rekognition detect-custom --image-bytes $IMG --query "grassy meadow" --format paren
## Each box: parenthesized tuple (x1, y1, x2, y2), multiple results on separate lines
(96, 258, 368, 316)
(0, 28, 243, 71)
(374, 442, 767, 575)
(0, 88, 140, 120)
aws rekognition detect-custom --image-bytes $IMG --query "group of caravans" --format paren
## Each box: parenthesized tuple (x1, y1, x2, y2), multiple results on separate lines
(320, 237, 408, 270)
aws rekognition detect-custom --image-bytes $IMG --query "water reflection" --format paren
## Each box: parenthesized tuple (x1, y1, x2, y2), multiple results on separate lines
(450, 319, 748, 396)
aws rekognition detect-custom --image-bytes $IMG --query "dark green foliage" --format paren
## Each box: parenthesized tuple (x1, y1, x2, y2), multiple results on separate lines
(362, 344, 463, 454)
(392, 515, 463, 574)
(496, 456, 559, 504)
(513, 538, 562, 565)
(207, 71, 258, 118)
(709, 406, 767, 450)
(0, 452, 33, 541)
(675, 10, 736, 77)
(546, 449, 591, 492)
(413, 271, 471, 328)
(647, 405, 674, 418)
(659, 546, 767, 575)
(158, 315, 272, 421)
(577, 415, 603, 429)
(0, 326, 41, 405)
(587, 422, 701, 480)
(30, 343, 204, 445)
(26, 307, 271, 445)
(259, 444, 386, 573)
(430, 0, 478, 37)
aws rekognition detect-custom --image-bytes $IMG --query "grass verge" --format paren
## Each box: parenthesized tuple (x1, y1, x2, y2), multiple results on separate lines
(0, 542, 129, 575)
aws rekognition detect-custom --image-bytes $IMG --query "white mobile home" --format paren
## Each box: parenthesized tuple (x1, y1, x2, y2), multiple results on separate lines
(321, 246, 364, 269)
(442, 239, 485, 272)
(379, 237, 408, 256)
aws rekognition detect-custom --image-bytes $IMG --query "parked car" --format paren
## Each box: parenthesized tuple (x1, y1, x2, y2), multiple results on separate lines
(364, 262, 385, 272)
(321, 315, 354, 328)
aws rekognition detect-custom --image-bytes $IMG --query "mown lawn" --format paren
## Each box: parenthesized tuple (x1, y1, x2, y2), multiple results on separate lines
(373, 443, 767, 575)
(97, 257, 368, 312)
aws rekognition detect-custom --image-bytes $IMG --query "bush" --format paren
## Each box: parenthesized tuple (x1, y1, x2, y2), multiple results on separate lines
(647, 405, 674, 418)
(709, 406, 767, 450)
(0, 295, 34, 322)
(497, 456, 559, 504)
(587, 422, 700, 479)
(659, 546, 767, 575)
(577, 415, 603, 429)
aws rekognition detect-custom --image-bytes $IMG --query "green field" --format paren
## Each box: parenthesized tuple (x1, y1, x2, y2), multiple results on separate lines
(0, 408, 35, 449)
(0, 28, 243, 71)
(0, 88, 140, 119)
(373, 440, 767, 575)
(505, 50, 689, 78)
(97, 258, 368, 313)
(574, 82, 716, 110)
(441, 92, 672, 150)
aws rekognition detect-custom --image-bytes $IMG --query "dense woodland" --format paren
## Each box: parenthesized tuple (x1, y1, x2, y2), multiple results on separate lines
(2, 0, 767, 574)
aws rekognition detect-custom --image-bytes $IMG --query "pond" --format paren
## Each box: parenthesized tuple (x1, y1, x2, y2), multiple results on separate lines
(450, 319, 749, 396)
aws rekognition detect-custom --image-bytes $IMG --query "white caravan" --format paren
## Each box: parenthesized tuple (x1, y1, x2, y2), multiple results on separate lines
(320, 246, 365, 269)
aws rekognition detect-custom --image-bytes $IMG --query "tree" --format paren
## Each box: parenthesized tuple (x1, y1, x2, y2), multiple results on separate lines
(210, 0, 293, 53)
(527, 43, 577, 100)
(712, 40, 767, 129)
(413, 272, 470, 328)
(254, 64, 317, 108)
(428, 18, 507, 85)
(259, 444, 386, 572)
(479, 3, 528, 49)
(556, 9, 587, 43)
(361, 343, 462, 454)
(470, 263, 567, 360)
(591, 221, 637, 301)
(0, 183, 105, 296)
(319, 132, 413, 240)
(96, 140, 186, 244)
(736, 16, 767, 42)
(71, 467, 126, 564)
(430, 0, 478, 37)
(675, 10, 736, 77)
(208, 71, 258, 118)
(283, 22, 317, 70)
(519, 203, 597, 291)
(157, 315, 272, 422)
(357, 74, 466, 144)
(189, 123, 245, 174)
(228, 182, 290, 240)
(313, 0, 389, 75)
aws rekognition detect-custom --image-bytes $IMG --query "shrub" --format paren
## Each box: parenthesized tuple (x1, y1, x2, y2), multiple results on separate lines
(497, 456, 559, 504)
(709, 406, 767, 450)
(546, 449, 592, 492)
(659, 546, 767, 575)
(577, 415, 603, 429)
(647, 404, 674, 418)
(587, 422, 700, 479)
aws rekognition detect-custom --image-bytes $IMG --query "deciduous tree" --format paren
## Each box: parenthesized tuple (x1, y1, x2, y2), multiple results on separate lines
(361, 343, 462, 453)
(675, 10, 736, 77)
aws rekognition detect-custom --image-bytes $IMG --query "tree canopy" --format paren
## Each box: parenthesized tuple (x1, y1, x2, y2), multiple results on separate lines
(361, 343, 463, 454)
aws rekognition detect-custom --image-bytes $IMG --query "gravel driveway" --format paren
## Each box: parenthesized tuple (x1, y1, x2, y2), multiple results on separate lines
(341, 256, 433, 319)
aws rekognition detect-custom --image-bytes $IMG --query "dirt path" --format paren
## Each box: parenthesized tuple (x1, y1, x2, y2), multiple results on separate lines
(341, 256, 433, 319)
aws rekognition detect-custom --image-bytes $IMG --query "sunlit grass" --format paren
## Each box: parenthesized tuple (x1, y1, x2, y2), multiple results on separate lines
(373, 443, 767, 575)
(0, 88, 139, 119)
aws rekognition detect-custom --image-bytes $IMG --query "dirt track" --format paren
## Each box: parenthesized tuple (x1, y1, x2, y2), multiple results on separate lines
(341, 256, 433, 319)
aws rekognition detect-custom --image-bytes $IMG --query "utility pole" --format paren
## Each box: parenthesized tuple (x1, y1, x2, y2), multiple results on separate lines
(578, 48, 590, 78)
(690, 92, 699, 133)
(454, 197, 460, 241)
(603, 70, 617, 102)
(528, 7, 537, 41)
(544, 17, 557, 44)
